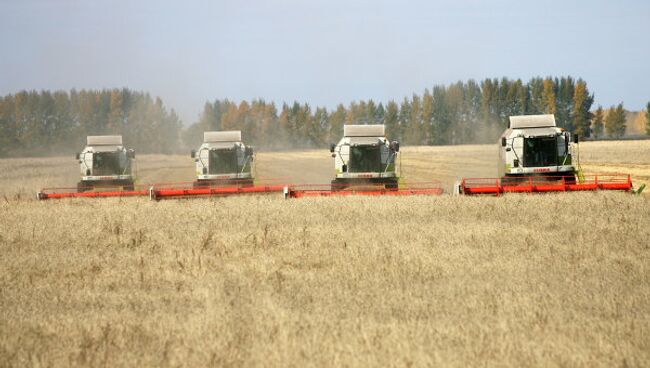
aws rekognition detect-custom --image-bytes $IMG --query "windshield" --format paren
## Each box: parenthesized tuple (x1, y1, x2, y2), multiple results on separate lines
(349, 145, 381, 173)
(93, 151, 125, 175)
(209, 149, 238, 174)
(523, 137, 558, 167)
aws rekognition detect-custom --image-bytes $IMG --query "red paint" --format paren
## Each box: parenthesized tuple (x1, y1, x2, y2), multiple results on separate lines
(460, 174, 632, 195)
(151, 185, 285, 200)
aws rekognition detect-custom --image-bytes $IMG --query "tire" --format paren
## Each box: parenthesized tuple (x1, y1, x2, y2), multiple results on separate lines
(383, 179, 399, 190)
(193, 180, 210, 188)
(238, 179, 254, 187)
(77, 181, 91, 193)
(331, 179, 348, 191)
(563, 174, 576, 185)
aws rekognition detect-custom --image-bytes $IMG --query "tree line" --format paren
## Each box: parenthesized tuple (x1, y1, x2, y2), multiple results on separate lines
(0, 89, 181, 157)
(186, 76, 629, 149)
(0, 79, 648, 157)
(647, 102, 650, 136)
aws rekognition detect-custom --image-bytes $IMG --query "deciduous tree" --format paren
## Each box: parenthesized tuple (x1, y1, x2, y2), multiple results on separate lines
(605, 103, 626, 138)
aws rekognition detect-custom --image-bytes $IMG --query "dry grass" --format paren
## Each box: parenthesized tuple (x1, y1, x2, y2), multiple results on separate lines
(0, 141, 649, 367)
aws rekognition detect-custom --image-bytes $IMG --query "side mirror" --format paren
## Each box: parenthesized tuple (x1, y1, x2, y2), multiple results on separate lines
(330, 143, 336, 153)
(75, 153, 80, 160)
(342, 164, 348, 172)
(501, 137, 507, 147)
(390, 141, 400, 152)
(573, 134, 579, 144)
(191, 149, 196, 159)
(202, 167, 207, 174)
(128, 149, 136, 159)
(331, 153, 336, 158)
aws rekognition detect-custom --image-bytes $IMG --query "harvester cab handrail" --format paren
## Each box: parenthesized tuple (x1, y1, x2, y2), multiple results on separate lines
(132, 154, 138, 182)
(121, 151, 132, 176)
(505, 137, 521, 166)
(240, 152, 253, 174)
(384, 149, 398, 173)
(197, 147, 209, 170)
(574, 134, 584, 183)
(333, 142, 347, 168)
(80, 151, 91, 173)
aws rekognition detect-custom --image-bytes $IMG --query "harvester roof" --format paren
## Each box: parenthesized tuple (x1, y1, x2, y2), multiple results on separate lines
(87, 135, 122, 146)
(344, 125, 385, 137)
(509, 114, 556, 129)
(204, 131, 242, 143)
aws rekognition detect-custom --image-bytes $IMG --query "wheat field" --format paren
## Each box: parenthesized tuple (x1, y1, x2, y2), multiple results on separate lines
(0, 141, 649, 367)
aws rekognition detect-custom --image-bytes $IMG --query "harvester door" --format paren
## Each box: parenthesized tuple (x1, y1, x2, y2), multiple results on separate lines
(563, 132, 568, 155)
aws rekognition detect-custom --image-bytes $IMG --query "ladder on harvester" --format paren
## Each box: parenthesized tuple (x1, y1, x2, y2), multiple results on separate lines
(575, 140, 585, 184)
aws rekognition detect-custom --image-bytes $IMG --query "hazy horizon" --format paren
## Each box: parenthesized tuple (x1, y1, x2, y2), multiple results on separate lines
(1, 0, 648, 124)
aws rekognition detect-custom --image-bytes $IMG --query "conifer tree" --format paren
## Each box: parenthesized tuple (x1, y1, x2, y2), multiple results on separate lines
(384, 101, 399, 141)
(571, 80, 594, 137)
(398, 97, 411, 142)
(327, 104, 346, 143)
(592, 106, 604, 139)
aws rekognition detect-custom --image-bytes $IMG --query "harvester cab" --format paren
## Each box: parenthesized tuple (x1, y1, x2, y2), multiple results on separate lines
(330, 124, 400, 190)
(191, 131, 254, 187)
(499, 114, 577, 183)
(76, 135, 135, 192)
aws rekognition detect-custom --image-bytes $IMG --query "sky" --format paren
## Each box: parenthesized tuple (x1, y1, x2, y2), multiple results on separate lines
(1, 0, 648, 124)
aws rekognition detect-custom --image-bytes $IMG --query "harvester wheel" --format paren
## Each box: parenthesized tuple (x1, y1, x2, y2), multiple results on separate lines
(238, 179, 254, 188)
(563, 173, 577, 185)
(77, 182, 91, 193)
(193, 180, 209, 188)
(384, 179, 398, 190)
(331, 179, 348, 191)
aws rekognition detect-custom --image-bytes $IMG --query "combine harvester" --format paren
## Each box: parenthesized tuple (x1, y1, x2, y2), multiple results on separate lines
(37, 135, 148, 200)
(457, 114, 634, 195)
(149, 131, 285, 200)
(285, 124, 443, 198)
(38, 131, 284, 200)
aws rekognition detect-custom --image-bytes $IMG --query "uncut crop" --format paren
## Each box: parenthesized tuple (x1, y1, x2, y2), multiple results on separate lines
(1, 193, 649, 367)
(0, 141, 649, 367)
